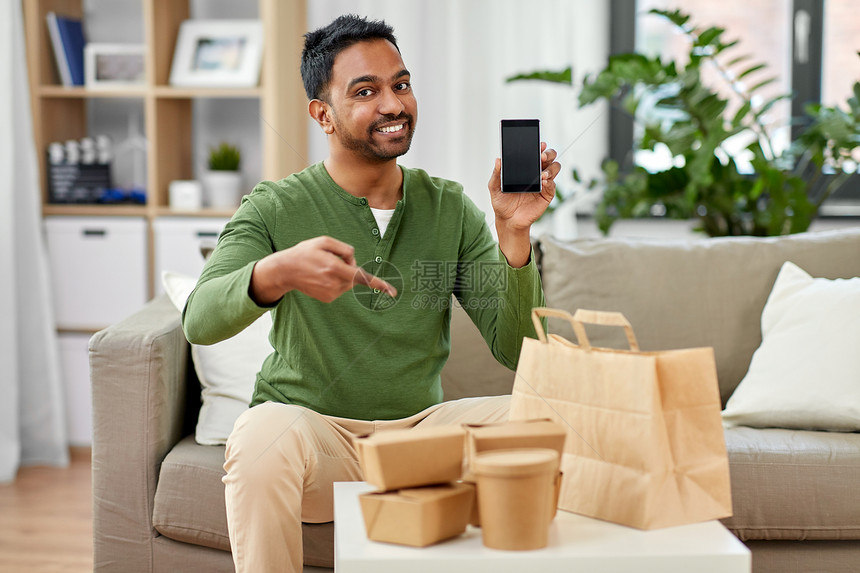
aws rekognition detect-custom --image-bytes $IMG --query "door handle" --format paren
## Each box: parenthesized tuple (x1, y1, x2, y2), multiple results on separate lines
(794, 9, 811, 64)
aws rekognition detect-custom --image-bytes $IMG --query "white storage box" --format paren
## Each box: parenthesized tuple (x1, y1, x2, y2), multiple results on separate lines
(45, 216, 148, 330)
(58, 333, 93, 447)
(153, 217, 229, 294)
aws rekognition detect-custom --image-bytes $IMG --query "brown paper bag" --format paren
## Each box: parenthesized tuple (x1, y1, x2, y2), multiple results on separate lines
(509, 308, 732, 530)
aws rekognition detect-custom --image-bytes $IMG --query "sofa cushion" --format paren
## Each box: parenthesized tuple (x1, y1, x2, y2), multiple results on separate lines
(153, 435, 334, 567)
(161, 272, 272, 446)
(441, 303, 515, 400)
(722, 427, 860, 541)
(722, 261, 860, 431)
(538, 228, 860, 405)
(153, 437, 231, 551)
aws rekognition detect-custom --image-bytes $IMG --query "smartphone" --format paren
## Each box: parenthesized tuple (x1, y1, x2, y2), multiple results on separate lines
(500, 119, 542, 193)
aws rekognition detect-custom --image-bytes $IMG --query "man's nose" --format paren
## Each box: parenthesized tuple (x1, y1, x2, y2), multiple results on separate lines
(378, 88, 405, 116)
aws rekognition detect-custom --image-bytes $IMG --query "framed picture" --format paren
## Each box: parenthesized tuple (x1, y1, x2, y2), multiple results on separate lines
(169, 20, 263, 88)
(84, 43, 145, 89)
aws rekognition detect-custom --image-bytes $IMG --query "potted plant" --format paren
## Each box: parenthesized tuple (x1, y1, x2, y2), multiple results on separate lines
(509, 8, 860, 237)
(203, 142, 243, 209)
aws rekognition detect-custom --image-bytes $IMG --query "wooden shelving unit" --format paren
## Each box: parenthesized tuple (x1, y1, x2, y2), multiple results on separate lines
(23, 0, 308, 294)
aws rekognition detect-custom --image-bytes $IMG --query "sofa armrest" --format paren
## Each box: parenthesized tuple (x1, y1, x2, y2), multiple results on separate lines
(90, 294, 190, 570)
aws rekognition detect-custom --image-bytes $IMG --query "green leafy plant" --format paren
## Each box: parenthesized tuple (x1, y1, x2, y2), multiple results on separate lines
(208, 142, 241, 171)
(509, 9, 860, 237)
(507, 67, 573, 85)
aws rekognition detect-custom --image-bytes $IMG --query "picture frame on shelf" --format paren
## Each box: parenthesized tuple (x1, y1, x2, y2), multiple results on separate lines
(84, 43, 145, 89)
(169, 20, 263, 88)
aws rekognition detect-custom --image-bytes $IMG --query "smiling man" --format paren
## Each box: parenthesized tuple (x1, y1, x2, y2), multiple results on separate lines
(182, 14, 561, 573)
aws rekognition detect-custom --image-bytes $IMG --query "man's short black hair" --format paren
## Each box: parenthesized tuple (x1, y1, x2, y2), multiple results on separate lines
(301, 14, 399, 101)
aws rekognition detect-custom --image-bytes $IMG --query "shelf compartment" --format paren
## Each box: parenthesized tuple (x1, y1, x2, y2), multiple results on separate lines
(26, 0, 309, 301)
(24, 0, 84, 87)
(148, 97, 193, 210)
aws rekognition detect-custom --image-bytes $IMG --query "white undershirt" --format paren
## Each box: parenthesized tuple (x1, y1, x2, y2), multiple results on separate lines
(370, 207, 396, 238)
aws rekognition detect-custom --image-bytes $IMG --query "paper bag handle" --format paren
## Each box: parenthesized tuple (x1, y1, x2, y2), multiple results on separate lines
(531, 307, 640, 351)
(531, 307, 576, 344)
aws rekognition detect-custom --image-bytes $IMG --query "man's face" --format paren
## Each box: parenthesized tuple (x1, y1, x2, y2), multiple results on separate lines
(324, 39, 417, 163)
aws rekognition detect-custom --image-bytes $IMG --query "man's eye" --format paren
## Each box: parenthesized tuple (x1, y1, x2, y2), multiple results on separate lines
(395, 82, 411, 91)
(356, 88, 373, 97)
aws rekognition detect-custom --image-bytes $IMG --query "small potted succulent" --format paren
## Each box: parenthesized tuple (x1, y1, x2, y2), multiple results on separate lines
(203, 142, 243, 209)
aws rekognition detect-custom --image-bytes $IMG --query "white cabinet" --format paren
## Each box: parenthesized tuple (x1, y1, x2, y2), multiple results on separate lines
(153, 217, 230, 294)
(45, 216, 148, 330)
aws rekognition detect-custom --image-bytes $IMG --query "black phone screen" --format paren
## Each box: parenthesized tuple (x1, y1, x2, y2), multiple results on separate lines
(500, 119, 541, 193)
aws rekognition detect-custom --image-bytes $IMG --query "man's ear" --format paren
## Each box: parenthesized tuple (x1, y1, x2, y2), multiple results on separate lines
(309, 99, 334, 134)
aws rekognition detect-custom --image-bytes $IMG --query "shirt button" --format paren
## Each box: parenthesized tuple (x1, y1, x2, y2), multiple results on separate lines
(371, 228, 379, 236)
(360, 198, 368, 205)
(373, 288, 380, 294)
(375, 256, 382, 263)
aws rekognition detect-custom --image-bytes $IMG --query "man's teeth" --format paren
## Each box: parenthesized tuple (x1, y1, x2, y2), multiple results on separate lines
(377, 124, 404, 133)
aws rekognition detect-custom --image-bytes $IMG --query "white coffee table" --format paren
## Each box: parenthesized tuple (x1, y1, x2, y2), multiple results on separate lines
(334, 481, 750, 573)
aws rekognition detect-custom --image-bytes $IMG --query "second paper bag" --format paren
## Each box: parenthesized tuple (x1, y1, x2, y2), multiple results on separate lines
(509, 308, 732, 530)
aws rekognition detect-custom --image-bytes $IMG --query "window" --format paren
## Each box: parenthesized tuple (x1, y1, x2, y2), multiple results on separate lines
(635, 0, 792, 174)
(822, 2, 860, 117)
(609, 0, 860, 211)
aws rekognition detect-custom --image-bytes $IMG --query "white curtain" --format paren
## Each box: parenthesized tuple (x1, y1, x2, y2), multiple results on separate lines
(0, 0, 68, 482)
(307, 0, 610, 228)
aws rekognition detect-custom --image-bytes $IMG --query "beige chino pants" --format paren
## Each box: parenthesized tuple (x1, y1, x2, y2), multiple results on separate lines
(223, 395, 511, 573)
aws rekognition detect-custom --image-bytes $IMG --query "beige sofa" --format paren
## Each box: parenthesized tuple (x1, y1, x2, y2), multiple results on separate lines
(91, 228, 860, 572)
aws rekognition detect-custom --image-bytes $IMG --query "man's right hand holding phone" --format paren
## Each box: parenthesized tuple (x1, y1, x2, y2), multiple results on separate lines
(488, 141, 561, 268)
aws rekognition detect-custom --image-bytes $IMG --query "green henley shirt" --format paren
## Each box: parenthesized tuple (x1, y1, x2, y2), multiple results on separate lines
(182, 162, 544, 420)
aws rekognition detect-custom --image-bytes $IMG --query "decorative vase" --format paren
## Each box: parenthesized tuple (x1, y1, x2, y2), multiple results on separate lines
(203, 171, 242, 209)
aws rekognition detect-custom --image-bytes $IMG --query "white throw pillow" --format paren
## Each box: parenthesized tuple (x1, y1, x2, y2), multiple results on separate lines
(162, 271, 274, 445)
(722, 261, 860, 431)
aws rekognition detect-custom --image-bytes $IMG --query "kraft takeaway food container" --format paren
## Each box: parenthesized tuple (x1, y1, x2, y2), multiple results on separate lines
(359, 482, 475, 547)
(472, 448, 560, 550)
(355, 425, 466, 491)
